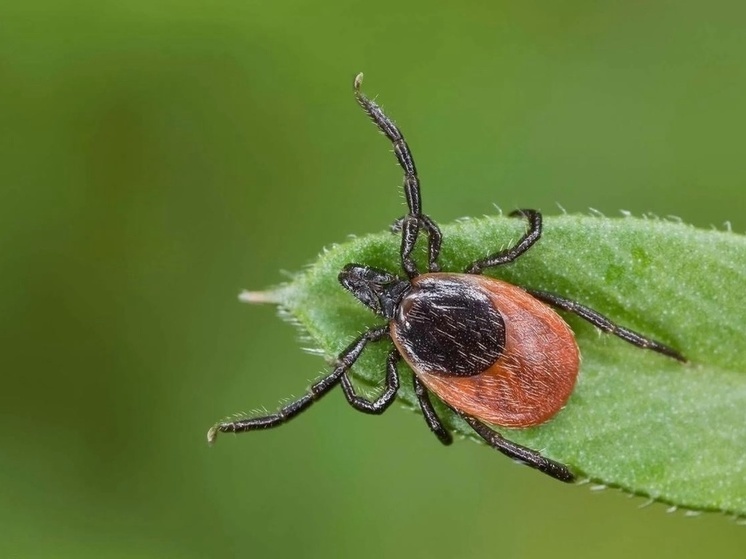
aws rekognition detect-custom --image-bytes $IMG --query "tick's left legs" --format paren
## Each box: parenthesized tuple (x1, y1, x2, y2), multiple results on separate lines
(207, 326, 389, 444)
(353, 73, 442, 276)
(413, 375, 453, 446)
(340, 349, 401, 414)
(410, 379, 573, 481)
(465, 209, 542, 274)
(458, 412, 576, 483)
(526, 290, 686, 362)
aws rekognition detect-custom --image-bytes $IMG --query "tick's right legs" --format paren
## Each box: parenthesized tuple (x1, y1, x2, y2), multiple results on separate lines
(353, 73, 442, 277)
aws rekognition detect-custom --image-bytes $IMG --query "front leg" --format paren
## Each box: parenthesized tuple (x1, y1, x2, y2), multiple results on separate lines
(207, 326, 390, 444)
(353, 73, 442, 276)
(392, 214, 442, 274)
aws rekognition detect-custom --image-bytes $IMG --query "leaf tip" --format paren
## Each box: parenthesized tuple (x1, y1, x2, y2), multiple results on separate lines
(207, 425, 219, 446)
(239, 289, 285, 305)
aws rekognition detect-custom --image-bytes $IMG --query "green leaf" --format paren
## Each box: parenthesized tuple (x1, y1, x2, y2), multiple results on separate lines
(240, 214, 746, 516)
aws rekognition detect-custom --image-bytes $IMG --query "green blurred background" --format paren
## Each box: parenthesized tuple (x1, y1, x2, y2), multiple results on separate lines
(3, 1, 746, 557)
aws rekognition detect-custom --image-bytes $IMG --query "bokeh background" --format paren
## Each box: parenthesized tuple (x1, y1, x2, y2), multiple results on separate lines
(3, 1, 746, 557)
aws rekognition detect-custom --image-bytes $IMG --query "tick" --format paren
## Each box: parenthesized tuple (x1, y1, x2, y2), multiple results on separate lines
(208, 74, 686, 482)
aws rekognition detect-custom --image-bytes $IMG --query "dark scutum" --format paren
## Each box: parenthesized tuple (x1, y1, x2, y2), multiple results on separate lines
(394, 277, 506, 376)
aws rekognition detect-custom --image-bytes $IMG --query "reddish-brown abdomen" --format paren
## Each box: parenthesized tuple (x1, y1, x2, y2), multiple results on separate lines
(392, 273, 580, 428)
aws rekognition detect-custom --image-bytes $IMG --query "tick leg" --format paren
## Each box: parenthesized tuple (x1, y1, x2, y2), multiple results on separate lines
(391, 214, 443, 274)
(458, 412, 575, 483)
(354, 73, 442, 276)
(207, 326, 389, 444)
(526, 289, 686, 362)
(465, 209, 542, 274)
(340, 349, 401, 414)
(413, 375, 453, 446)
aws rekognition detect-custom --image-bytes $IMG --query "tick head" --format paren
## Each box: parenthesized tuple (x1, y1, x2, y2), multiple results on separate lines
(338, 264, 410, 320)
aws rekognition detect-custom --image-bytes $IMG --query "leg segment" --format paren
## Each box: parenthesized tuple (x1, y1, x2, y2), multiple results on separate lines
(400, 216, 443, 277)
(458, 412, 575, 483)
(340, 349, 401, 414)
(526, 289, 686, 362)
(353, 73, 442, 276)
(391, 214, 442, 275)
(466, 209, 542, 274)
(413, 375, 453, 445)
(207, 326, 390, 444)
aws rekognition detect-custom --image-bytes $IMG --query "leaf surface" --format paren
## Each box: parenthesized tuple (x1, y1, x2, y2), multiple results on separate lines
(254, 215, 746, 516)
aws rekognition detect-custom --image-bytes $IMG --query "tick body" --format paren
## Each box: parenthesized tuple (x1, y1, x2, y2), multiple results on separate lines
(392, 273, 579, 428)
(209, 73, 685, 483)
